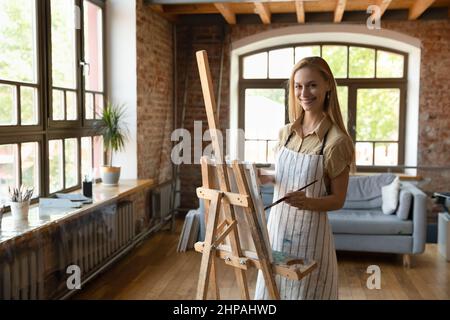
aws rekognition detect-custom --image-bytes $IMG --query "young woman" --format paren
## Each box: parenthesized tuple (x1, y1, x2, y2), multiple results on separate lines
(255, 56, 354, 300)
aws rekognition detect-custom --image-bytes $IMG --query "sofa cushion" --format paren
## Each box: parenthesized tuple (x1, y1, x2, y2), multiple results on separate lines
(328, 209, 413, 235)
(396, 189, 413, 220)
(382, 176, 400, 214)
(346, 173, 396, 201)
(343, 196, 382, 210)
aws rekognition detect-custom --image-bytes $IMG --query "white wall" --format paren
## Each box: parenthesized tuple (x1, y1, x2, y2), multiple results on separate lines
(105, 0, 137, 179)
(230, 25, 421, 173)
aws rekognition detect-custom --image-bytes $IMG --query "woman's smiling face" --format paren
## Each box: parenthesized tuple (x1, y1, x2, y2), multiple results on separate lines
(294, 66, 330, 113)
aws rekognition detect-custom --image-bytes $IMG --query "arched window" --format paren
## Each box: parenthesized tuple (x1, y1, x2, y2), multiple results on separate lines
(239, 43, 406, 172)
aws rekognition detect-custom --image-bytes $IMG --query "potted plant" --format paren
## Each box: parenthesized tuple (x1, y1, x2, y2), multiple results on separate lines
(98, 102, 129, 186)
(8, 185, 34, 220)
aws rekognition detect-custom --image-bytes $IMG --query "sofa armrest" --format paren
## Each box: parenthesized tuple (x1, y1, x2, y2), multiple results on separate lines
(402, 182, 427, 254)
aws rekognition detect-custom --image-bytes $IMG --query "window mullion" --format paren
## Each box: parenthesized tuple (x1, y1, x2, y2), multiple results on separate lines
(62, 139, 66, 191)
(78, 0, 85, 125)
(15, 85, 20, 126)
(17, 143, 22, 188)
(348, 85, 357, 142)
(78, 136, 82, 187)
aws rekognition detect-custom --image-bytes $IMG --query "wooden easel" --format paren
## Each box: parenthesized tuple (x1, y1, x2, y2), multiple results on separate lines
(194, 50, 317, 300)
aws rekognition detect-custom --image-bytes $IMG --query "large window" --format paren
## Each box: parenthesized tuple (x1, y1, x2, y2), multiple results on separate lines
(240, 43, 406, 170)
(0, 0, 105, 201)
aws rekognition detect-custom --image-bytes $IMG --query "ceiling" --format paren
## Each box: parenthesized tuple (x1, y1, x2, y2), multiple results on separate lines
(145, 0, 450, 24)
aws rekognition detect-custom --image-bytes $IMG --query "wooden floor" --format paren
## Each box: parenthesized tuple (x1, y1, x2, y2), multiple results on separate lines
(73, 219, 450, 300)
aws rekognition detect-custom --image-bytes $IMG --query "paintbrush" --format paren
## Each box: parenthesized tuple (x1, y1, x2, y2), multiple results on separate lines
(263, 179, 318, 211)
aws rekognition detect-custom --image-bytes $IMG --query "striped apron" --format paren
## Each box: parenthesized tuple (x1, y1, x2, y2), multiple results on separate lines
(254, 131, 338, 300)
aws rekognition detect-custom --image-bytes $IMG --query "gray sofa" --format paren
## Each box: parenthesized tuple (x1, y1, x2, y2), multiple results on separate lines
(260, 174, 427, 265)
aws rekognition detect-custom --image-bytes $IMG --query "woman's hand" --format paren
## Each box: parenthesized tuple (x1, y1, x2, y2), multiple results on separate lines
(284, 190, 312, 210)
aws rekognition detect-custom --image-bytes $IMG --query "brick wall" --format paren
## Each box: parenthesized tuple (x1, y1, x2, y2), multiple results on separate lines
(176, 25, 232, 208)
(382, 20, 450, 194)
(175, 19, 450, 214)
(136, 0, 173, 184)
(382, 20, 450, 222)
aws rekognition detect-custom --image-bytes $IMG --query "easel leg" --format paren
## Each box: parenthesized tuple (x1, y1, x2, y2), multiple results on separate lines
(196, 192, 222, 299)
(232, 162, 279, 299)
(210, 258, 220, 299)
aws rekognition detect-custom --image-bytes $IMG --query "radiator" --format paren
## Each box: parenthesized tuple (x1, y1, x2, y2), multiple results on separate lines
(60, 201, 135, 286)
(0, 200, 135, 300)
(152, 183, 174, 220)
(0, 237, 45, 300)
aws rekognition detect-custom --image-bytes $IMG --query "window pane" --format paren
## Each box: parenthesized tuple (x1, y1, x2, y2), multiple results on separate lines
(0, 144, 19, 200)
(49, 139, 63, 193)
(268, 48, 293, 79)
(85, 92, 94, 119)
(51, 0, 76, 89)
(84, 0, 103, 91)
(355, 142, 373, 166)
(21, 86, 38, 125)
(243, 52, 267, 79)
(349, 47, 375, 78)
(0, 84, 17, 125)
(374, 142, 398, 166)
(377, 50, 404, 78)
(322, 45, 347, 78)
(64, 138, 78, 188)
(66, 91, 77, 120)
(295, 46, 320, 64)
(356, 88, 400, 141)
(245, 140, 267, 163)
(93, 135, 103, 178)
(94, 94, 103, 119)
(0, 0, 37, 83)
(52, 89, 64, 120)
(244, 89, 285, 140)
(336, 86, 348, 129)
(81, 136, 92, 180)
(21, 142, 39, 197)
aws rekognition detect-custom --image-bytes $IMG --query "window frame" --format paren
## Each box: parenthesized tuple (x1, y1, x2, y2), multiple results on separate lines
(239, 83, 289, 163)
(239, 42, 408, 172)
(0, 0, 106, 201)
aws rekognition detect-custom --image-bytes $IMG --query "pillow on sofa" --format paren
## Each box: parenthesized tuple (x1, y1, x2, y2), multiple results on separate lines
(346, 173, 396, 201)
(382, 177, 400, 215)
(396, 189, 413, 220)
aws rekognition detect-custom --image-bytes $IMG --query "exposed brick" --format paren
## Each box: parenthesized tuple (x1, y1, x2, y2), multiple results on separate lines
(136, 0, 173, 184)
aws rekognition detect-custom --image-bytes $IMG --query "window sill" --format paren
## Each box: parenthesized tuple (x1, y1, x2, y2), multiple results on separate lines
(0, 179, 156, 246)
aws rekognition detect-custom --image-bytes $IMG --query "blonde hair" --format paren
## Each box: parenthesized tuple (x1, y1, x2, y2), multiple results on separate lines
(288, 56, 355, 170)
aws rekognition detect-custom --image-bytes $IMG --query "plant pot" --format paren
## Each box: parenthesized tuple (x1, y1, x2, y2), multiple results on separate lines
(10, 200, 30, 220)
(101, 165, 121, 186)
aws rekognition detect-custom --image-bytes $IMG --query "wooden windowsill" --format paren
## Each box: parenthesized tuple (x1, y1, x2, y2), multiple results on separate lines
(0, 179, 156, 246)
(352, 172, 422, 181)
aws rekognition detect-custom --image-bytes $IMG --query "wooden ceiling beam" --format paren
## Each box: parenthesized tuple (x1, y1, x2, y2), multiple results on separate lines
(214, 3, 236, 24)
(254, 2, 271, 24)
(295, 0, 305, 23)
(334, 0, 347, 23)
(408, 0, 436, 20)
(149, 5, 179, 23)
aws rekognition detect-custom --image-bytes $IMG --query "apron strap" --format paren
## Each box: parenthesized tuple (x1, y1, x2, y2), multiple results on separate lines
(284, 131, 295, 147)
(319, 130, 330, 155)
